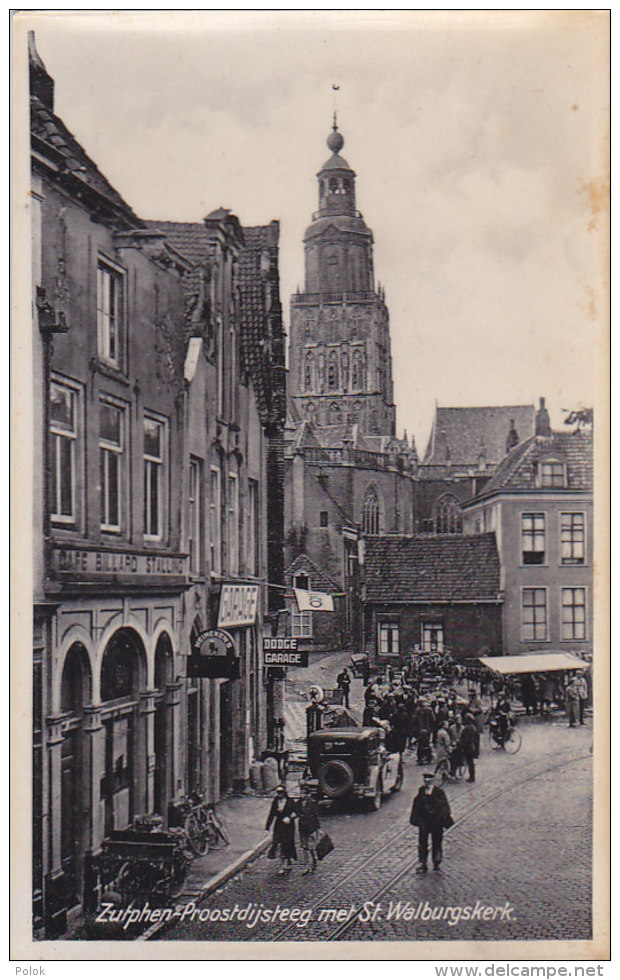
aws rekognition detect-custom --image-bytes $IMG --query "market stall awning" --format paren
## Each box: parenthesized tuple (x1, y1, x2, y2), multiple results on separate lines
(479, 653, 589, 675)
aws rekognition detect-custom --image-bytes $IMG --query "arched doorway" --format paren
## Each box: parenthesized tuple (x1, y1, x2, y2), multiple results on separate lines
(154, 633, 173, 817)
(59, 642, 91, 905)
(99, 628, 146, 836)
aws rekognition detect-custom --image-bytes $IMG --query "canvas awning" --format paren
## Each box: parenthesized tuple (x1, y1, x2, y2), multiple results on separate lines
(479, 653, 589, 675)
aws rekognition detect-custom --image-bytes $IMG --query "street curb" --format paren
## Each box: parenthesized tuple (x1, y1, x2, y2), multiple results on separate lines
(136, 834, 272, 941)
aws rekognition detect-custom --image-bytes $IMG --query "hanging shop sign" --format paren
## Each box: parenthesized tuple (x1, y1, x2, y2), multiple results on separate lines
(262, 637, 309, 668)
(217, 584, 260, 628)
(187, 628, 240, 679)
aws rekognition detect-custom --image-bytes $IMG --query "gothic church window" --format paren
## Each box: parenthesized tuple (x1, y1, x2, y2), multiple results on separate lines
(362, 486, 380, 535)
(329, 402, 340, 424)
(304, 352, 314, 391)
(434, 494, 463, 534)
(328, 351, 339, 389)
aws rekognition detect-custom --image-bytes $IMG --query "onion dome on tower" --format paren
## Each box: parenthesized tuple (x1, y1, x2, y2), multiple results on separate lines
(303, 117, 374, 294)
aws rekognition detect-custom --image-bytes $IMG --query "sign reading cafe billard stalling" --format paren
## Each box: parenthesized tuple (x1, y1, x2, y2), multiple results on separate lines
(262, 638, 309, 668)
(52, 547, 186, 576)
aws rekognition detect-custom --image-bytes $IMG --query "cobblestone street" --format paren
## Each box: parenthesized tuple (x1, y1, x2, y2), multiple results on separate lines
(151, 716, 592, 945)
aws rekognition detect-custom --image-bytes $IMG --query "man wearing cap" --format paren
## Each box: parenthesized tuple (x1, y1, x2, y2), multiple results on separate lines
(410, 772, 454, 872)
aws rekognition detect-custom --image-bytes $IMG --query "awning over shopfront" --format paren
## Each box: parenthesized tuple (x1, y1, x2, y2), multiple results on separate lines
(479, 653, 589, 675)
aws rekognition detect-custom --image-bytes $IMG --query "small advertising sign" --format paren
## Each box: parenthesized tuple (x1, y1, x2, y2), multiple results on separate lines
(188, 628, 240, 679)
(217, 584, 259, 628)
(262, 637, 309, 668)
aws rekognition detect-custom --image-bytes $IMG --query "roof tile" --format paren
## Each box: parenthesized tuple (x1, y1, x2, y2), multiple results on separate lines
(363, 533, 501, 603)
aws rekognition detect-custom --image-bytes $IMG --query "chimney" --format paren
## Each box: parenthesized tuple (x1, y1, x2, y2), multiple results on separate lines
(28, 31, 54, 112)
(506, 418, 519, 452)
(535, 397, 552, 438)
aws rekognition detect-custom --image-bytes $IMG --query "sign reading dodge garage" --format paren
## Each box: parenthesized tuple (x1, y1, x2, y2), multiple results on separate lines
(217, 585, 259, 628)
(262, 638, 309, 667)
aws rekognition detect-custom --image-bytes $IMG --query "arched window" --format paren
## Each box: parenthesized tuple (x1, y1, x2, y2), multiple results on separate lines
(328, 351, 339, 389)
(434, 494, 463, 534)
(328, 402, 340, 424)
(304, 352, 313, 391)
(362, 486, 380, 535)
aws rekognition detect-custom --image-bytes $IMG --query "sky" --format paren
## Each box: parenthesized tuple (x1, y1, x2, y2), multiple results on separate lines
(21, 10, 608, 456)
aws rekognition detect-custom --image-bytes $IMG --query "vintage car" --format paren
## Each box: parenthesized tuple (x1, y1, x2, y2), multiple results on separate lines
(301, 727, 403, 811)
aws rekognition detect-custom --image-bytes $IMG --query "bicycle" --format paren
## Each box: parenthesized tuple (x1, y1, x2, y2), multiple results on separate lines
(488, 717, 522, 754)
(184, 791, 231, 852)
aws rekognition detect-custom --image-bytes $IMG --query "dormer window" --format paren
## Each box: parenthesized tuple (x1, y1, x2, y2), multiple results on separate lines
(538, 459, 566, 488)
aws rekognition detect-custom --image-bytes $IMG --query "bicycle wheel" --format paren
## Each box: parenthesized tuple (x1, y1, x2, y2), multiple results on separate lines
(208, 808, 230, 845)
(184, 810, 208, 856)
(504, 728, 522, 754)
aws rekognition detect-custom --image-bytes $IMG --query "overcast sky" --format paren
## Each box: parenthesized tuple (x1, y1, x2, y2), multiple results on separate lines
(22, 10, 608, 454)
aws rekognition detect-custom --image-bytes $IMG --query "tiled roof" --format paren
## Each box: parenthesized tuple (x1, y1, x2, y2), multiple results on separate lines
(476, 428, 593, 496)
(30, 94, 142, 228)
(284, 553, 341, 593)
(423, 405, 535, 467)
(146, 219, 286, 429)
(364, 533, 501, 603)
(145, 221, 206, 267)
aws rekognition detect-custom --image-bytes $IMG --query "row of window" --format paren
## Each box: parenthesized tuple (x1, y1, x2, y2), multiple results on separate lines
(378, 622, 444, 656)
(51, 379, 167, 538)
(51, 378, 258, 575)
(95, 257, 237, 419)
(521, 511, 585, 565)
(187, 460, 259, 578)
(374, 587, 588, 655)
(521, 586, 587, 642)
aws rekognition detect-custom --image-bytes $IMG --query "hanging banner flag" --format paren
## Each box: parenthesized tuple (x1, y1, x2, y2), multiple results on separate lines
(294, 589, 334, 612)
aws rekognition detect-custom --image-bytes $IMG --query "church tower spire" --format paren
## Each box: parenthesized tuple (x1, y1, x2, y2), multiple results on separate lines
(289, 118, 396, 437)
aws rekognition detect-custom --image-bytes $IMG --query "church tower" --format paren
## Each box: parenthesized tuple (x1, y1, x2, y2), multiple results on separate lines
(289, 118, 396, 436)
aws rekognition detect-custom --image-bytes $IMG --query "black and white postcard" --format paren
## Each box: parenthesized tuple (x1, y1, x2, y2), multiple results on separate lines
(11, 9, 610, 962)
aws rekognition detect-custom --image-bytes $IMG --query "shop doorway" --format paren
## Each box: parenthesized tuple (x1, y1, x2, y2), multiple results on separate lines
(154, 633, 173, 818)
(59, 642, 91, 906)
(100, 628, 146, 835)
(219, 682, 233, 795)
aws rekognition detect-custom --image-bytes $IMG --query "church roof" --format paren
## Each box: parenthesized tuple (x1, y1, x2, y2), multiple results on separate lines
(423, 405, 536, 468)
(363, 533, 501, 604)
(471, 428, 593, 498)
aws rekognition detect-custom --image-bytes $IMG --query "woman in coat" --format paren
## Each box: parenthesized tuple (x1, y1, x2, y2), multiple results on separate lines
(298, 784, 321, 875)
(266, 785, 298, 875)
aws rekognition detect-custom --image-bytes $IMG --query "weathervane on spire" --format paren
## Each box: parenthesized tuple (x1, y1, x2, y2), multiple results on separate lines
(332, 83, 340, 129)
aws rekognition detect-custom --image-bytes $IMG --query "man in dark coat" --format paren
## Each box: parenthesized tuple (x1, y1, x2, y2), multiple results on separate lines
(362, 698, 381, 727)
(390, 702, 411, 754)
(410, 772, 453, 871)
(337, 669, 351, 708)
(459, 713, 480, 782)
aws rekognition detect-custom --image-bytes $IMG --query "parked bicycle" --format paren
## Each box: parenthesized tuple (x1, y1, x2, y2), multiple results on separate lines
(175, 791, 231, 856)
